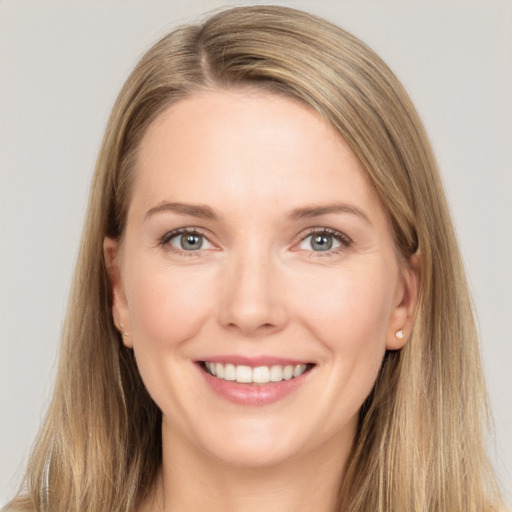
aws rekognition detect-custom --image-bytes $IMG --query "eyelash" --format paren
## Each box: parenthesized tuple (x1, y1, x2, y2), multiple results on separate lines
(298, 227, 352, 257)
(158, 227, 353, 256)
(158, 227, 211, 256)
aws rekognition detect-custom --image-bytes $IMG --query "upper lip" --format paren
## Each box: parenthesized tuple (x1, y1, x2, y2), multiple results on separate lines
(195, 355, 314, 367)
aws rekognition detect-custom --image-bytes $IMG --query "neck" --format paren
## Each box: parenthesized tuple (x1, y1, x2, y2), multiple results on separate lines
(143, 419, 352, 512)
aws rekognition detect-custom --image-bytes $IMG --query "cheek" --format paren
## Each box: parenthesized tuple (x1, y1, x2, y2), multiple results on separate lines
(293, 263, 396, 397)
(126, 259, 218, 347)
(122, 259, 220, 422)
(303, 267, 396, 424)
(296, 263, 395, 342)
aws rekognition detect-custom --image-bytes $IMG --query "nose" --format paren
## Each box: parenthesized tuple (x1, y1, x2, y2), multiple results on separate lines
(217, 248, 288, 337)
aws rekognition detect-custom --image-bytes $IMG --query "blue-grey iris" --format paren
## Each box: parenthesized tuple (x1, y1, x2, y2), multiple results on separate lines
(181, 234, 203, 250)
(311, 234, 332, 251)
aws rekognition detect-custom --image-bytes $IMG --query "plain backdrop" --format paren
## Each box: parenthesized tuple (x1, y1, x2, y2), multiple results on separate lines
(1, 0, 511, 506)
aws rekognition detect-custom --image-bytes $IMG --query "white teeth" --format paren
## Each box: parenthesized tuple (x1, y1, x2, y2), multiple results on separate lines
(253, 366, 271, 383)
(206, 362, 216, 376)
(224, 363, 236, 381)
(236, 365, 252, 383)
(204, 362, 310, 383)
(270, 365, 283, 382)
(294, 364, 307, 378)
(283, 365, 294, 380)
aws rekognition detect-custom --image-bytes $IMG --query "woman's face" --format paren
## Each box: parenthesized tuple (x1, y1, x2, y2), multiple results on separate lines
(105, 89, 417, 468)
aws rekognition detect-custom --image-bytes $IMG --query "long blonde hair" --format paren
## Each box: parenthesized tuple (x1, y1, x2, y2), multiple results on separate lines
(8, 5, 504, 511)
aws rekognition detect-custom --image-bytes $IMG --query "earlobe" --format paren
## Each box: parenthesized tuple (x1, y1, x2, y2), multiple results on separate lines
(386, 252, 420, 350)
(103, 237, 133, 348)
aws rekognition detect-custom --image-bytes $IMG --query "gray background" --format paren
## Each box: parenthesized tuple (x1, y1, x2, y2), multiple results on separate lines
(1, 0, 511, 506)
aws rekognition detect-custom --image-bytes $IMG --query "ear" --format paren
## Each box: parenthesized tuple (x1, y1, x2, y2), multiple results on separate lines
(103, 237, 132, 348)
(386, 252, 420, 350)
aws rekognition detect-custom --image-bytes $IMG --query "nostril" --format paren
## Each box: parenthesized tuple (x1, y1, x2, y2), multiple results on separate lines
(224, 320, 281, 337)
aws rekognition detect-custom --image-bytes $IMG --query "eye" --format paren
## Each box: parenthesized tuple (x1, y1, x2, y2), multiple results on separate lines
(300, 233, 340, 252)
(161, 228, 214, 252)
(298, 228, 351, 253)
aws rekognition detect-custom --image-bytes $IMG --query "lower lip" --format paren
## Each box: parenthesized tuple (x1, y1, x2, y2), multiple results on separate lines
(198, 365, 311, 406)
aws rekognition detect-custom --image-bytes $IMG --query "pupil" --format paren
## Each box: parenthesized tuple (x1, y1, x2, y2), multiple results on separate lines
(181, 234, 202, 250)
(312, 234, 332, 251)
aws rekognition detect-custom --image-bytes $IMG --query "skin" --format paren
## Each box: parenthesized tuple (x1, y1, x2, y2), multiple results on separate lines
(104, 89, 418, 512)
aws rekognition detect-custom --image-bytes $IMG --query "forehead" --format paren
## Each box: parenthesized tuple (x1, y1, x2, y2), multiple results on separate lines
(130, 88, 383, 224)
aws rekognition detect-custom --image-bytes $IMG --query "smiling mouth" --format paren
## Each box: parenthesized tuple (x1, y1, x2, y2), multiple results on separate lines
(199, 361, 315, 384)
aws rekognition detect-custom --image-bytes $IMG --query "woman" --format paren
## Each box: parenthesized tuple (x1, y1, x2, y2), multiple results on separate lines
(6, 5, 505, 512)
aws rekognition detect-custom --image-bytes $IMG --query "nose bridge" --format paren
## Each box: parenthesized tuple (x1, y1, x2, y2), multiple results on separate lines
(218, 238, 285, 334)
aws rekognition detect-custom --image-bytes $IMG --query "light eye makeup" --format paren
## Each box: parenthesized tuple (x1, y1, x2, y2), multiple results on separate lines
(158, 227, 215, 256)
(157, 225, 352, 259)
(295, 227, 352, 257)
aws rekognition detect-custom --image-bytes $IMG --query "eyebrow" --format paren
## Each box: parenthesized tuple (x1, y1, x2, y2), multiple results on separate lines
(145, 201, 371, 224)
(289, 203, 371, 224)
(145, 202, 218, 220)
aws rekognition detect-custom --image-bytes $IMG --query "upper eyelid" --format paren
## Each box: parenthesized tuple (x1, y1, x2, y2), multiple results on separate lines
(294, 228, 353, 256)
(157, 226, 352, 249)
(298, 226, 352, 243)
(159, 227, 213, 245)
(161, 226, 208, 237)
(158, 228, 218, 257)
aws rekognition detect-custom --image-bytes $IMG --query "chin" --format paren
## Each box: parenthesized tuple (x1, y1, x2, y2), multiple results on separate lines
(187, 413, 325, 469)
(206, 437, 302, 469)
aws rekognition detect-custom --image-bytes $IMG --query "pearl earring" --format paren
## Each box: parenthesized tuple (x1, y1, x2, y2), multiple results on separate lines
(395, 329, 404, 340)
(118, 323, 130, 338)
